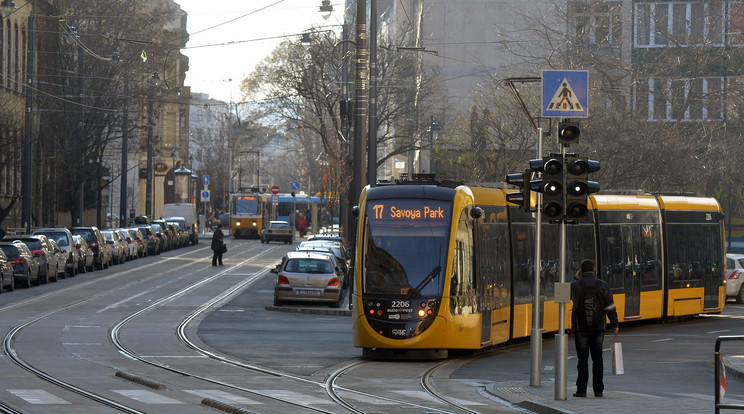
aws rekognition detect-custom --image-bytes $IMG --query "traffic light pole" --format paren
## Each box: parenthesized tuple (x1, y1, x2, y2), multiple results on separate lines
(555, 144, 569, 400)
(530, 128, 544, 387)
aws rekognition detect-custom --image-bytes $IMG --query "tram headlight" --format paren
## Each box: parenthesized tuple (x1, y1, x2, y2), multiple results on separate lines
(252, 222, 257, 227)
(418, 309, 426, 317)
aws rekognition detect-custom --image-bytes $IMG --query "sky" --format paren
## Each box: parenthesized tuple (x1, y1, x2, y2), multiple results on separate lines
(175, 0, 345, 103)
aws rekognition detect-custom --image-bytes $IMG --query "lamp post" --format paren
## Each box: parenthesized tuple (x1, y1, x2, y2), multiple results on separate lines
(171, 149, 177, 203)
(20, 0, 34, 232)
(145, 71, 161, 218)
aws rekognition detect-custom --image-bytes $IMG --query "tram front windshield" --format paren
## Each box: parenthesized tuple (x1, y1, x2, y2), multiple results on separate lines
(363, 199, 452, 297)
(233, 196, 258, 215)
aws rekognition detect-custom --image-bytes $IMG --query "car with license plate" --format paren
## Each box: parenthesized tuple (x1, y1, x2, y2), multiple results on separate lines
(102, 230, 127, 264)
(70, 226, 107, 270)
(296, 242, 349, 287)
(726, 253, 744, 303)
(3, 234, 56, 283)
(272, 251, 344, 308)
(0, 248, 15, 292)
(126, 228, 147, 257)
(72, 235, 95, 272)
(262, 220, 294, 244)
(48, 239, 68, 279)
(116, 228, 138, 260)
(31, 227, 79, 277)
(137, 225, 161, 255)
(0, 241, 40, 288)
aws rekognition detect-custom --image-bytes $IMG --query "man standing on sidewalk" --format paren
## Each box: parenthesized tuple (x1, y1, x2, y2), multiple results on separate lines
(571, 259, 619, 398)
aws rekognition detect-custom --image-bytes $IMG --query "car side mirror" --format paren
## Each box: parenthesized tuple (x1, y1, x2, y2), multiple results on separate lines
(270, 267, 279, 274)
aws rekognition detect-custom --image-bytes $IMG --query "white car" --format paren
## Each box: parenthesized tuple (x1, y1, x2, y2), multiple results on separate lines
(726, 253, 744, 303)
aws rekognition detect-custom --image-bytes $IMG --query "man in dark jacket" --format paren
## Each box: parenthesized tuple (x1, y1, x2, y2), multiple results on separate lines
(570, 259, 619, 398)
(211, 224, 224, 267)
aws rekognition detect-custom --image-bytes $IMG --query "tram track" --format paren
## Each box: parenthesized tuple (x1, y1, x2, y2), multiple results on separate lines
(0, 245, 212, 414)
(1, 238, 515, 414)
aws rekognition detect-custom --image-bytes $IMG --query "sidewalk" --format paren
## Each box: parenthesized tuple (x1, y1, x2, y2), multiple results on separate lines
(481, 348, 744, 414)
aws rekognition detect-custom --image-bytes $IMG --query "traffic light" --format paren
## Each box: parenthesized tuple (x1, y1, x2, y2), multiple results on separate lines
(505, 170, 531, 211)
(558, 120, 580, 145)
(535, 155, 564, 219)
(564, 156, 600, 221)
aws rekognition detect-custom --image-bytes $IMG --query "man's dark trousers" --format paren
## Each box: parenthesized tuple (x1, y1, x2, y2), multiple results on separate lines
(575, 329, 605, 394)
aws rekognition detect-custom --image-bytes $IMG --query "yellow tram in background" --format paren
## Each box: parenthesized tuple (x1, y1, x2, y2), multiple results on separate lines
(351, 176, 725, 358)
(228, 191, 274, 239)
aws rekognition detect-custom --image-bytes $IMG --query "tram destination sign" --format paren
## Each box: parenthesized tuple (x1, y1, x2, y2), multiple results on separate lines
(368, 200, 451, 226)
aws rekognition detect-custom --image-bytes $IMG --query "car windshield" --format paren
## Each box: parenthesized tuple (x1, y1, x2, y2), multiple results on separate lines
(272, 222, 290, 229)
(362, 198, 452, 297)
(285, 258, 334, 274)
(37, 232, 69, 247)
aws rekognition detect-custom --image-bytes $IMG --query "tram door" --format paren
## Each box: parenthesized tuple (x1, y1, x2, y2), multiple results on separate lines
(623, 225, 641, 318)
(601, 223, 641, 319)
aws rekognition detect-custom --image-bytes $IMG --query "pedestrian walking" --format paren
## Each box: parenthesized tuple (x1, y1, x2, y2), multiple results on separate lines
(570, 259, 619, 398)
(296, 213, 307, 238)
(211, 224, 225, 267)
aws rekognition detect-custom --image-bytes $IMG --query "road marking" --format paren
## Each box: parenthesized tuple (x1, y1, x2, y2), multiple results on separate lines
(392, 389, 484, 405)
(98, 291, 149, 313)
(112, 389, 183, 404)
(184, 389, 262, 404)
(652, 338, 674, 343)
(261, 390, 331, 405)
(7, 389, 70, 404)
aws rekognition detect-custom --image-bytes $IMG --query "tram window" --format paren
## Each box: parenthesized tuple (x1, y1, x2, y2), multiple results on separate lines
(511, 223, 534, 302)
(475, 220, 510, 310)
(599, 225, 626, 291)
(640, 224, 662, 289)
(665, 223, 723, 288)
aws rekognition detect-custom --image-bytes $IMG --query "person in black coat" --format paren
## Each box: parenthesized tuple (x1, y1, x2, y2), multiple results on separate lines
(211, 224, 224, 267)
(570, 259, 619, 398)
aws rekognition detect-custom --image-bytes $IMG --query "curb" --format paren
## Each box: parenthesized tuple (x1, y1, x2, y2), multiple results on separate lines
(264, 305, 351, 317)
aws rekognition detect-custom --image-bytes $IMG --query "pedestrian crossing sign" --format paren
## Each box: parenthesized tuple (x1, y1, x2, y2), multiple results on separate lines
(542, 70, 588, 118)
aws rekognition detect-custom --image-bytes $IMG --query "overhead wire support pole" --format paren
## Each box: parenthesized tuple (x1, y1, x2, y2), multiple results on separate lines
(350, 0, 368, 269)
(367, 0, 377, 186)
(530, 127, 544, 386)
(22, 0, 36, 233)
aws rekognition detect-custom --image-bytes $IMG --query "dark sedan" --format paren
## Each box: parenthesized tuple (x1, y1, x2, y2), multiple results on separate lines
(0, 241, 40, 288)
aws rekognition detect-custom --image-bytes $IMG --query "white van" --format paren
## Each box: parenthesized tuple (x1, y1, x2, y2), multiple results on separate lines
(162, 203, 199, 245)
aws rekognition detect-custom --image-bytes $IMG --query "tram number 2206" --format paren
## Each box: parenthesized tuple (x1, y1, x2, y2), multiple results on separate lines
(390, 300, 410, 309)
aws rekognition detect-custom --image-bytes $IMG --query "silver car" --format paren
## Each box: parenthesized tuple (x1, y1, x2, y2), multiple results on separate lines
(31, 227, 79, 277)
(726, 253, 744, 303)
(272, 251, 344, 308)
(102, 230, 127, 264)
(72, 235, 95, 273)
(48, 239, 68, 279)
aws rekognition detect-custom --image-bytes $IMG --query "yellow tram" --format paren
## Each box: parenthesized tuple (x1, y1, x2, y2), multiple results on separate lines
(351, 176, 725, 357)
(228, 191, 274, 239)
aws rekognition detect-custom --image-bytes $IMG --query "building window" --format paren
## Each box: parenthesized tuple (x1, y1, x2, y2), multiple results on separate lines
(635, 76, 725, 121)
(570, 3, 623, 45)
(635, 1, 728, 47)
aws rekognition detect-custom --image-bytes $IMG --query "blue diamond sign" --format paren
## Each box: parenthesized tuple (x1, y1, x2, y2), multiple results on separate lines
(542, 70, 588, 118)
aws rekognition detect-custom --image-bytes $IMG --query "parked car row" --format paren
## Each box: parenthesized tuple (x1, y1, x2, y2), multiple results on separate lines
(0, 223, 197, 294)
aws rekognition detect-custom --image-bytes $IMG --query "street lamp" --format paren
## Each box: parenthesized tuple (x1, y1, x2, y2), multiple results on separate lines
(20, 0, 34, 232)
(145, 71, 161, 218)
(171, 149, 177, 203)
